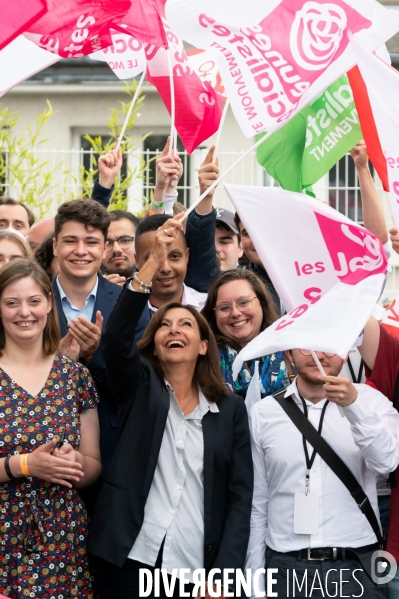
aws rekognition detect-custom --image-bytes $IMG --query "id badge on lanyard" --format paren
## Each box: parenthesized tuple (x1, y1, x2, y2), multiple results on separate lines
(293, 397, 329, 535)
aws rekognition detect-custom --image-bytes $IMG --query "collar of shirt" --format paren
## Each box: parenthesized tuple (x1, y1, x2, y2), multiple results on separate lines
(148, 284, 207, 315)
(165, 381, 219, 416)
(56, 275, 99, 319)
(284, 377, 328, 410)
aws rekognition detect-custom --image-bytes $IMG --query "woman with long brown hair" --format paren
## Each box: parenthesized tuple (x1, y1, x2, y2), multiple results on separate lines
(202, 269, 289, 401)
(0, 258, 101, 598)
(89, 217, 253, 598)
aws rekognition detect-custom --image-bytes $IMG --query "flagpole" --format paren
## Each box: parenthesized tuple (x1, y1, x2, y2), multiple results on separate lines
(167, 48, 176, 155)
(116, 70, 146, 151)
(180, 129, 273, 223)
(212, 100, 229, 164)
(311, 351, 345, 417)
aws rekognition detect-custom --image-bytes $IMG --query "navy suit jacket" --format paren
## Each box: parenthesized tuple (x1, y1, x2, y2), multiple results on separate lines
(52, 275, 121, 476)
(89, 288, 254, 585)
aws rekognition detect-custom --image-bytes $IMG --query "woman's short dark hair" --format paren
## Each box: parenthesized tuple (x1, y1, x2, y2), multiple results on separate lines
(55, 199, 110, 240)
(201, 269, 280, 352)
(0, 259, 60, 356)
(137, 303, 228, 402)
(35, 232, 55, 280)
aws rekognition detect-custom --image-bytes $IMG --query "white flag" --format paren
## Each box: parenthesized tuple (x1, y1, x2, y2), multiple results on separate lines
(166, 0, 399, 137)
(223, 184, 387, 377)
(90, 29, 146, 80)
(350, 36, 399, 228)
(0, 35, 60, 97)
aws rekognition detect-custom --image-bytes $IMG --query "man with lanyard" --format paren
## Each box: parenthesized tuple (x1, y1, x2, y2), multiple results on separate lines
(245, 348, 399, 598)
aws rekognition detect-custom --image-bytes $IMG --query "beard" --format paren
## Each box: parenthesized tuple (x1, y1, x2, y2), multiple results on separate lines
(101, 261, 135, 278)
(294, 359, 343, 385)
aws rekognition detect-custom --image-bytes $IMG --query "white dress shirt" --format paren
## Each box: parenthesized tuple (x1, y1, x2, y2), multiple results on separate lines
(245, 379, 399, 597)
(129, 383, 219, 581)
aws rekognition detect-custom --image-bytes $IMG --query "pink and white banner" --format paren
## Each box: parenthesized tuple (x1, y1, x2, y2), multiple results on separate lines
(0, 35, 60, 98)
(25, 0, 131, 58)
(0, 0, 46, 51)
(165, 0, 399, 137)
(90, 30, 146, 80)
(145, 18, 223, 154)
(187, 48, 227, 101)
(381, 295, 399, 340)
(223, 184, 387, 373)
(351, 36, 399, 228)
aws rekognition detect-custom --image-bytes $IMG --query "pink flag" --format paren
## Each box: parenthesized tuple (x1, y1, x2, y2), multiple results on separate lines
(145, 19, 223, 154)
(166, 0, 399, 137)
(381, 296, 399, 340)
(187, 49, 227, 101)
(113, 0, 168, 48)
(223, 184, 387, 372)
(0, 36, 60, 98)
(25, 0, 131, 58)
(0, 0, 46, 51)
(90, 30, 146, 80)
(350, 36, 399, 228)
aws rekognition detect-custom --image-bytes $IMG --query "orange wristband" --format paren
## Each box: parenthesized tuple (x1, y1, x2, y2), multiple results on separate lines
(20, 454, 30, 477)
(81, 354, 93, 362)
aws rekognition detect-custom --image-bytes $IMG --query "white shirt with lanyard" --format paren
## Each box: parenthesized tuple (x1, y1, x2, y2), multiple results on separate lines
(245, 378, 399, 596)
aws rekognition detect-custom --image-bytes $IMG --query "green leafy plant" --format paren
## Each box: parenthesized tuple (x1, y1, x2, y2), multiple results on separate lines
(78, 79, 150, 211)
(0, 100, 63, 219)
(0, 80, 150, 217)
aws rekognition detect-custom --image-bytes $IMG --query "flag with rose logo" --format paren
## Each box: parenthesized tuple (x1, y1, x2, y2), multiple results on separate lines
(222, 184, 387, 376)
(165, 0, 399, 137)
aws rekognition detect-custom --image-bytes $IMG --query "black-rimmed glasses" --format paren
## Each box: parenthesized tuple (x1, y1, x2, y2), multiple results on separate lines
(105, 236, 135, 252)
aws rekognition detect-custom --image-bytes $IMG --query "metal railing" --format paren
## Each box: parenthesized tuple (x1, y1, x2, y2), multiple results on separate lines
(1, 146, 398, 298)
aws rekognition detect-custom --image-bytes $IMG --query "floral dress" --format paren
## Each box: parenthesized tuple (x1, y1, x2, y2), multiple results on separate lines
(0, 353, 99, 599)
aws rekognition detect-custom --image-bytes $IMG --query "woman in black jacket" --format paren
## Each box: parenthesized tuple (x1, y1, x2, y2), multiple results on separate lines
(89, 217, 253, 598)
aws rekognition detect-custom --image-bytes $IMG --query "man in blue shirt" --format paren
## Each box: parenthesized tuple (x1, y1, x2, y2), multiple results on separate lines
(52, 199, 121, 496)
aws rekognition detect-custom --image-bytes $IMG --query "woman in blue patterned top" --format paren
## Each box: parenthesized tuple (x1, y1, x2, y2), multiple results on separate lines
(202, 269, 289, 400)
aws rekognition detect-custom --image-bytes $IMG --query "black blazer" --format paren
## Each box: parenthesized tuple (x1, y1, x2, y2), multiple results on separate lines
(52, 275, 121, 476)
(88, 287, 254, 582)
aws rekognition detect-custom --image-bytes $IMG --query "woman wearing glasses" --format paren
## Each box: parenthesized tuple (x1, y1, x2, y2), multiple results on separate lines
(202, 270, 289, 402)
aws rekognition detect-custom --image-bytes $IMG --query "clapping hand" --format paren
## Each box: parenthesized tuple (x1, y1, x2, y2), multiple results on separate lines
(67, 311, 103, 359)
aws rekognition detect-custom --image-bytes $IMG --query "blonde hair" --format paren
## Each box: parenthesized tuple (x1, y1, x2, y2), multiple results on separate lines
(0, 230, 32, 259)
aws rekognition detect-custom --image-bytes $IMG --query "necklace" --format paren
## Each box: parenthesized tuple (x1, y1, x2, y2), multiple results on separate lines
(178, 392, 197, 415)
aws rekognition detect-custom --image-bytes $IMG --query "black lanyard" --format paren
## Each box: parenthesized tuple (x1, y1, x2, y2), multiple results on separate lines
(299, 394, 329, 492)
(347, 356, 364, 384)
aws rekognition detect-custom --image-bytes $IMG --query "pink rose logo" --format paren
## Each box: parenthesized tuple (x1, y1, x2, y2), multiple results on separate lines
(290, 1, 347, 71)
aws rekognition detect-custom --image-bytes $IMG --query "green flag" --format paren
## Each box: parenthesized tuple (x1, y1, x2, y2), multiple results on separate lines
(256, 75, 362, 193)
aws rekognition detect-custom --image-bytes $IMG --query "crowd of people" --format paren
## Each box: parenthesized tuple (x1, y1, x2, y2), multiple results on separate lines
(0, 139, 399, 599)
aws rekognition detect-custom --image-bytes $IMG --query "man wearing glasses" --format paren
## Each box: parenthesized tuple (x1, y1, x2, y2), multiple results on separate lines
(101, 210, 139, 285)
(245, 348, 399, 598)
